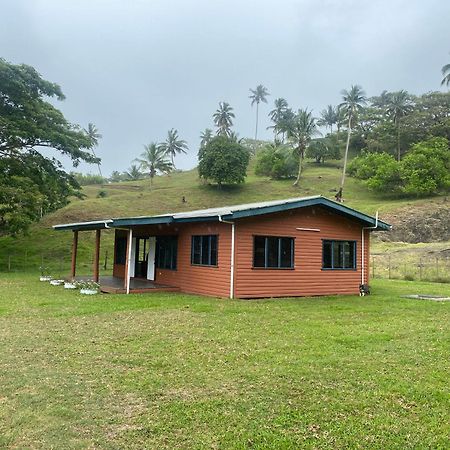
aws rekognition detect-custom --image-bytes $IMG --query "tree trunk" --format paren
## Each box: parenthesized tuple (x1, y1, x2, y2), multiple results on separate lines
(396, 122, 401, 162)
(293, 148, 303, 186)
(340, 116, 352, 190)
(255, 102, 259, 141)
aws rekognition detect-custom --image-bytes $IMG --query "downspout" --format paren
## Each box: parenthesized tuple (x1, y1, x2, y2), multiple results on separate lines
(219, 216, 235, 299)
(361, 212, 378, 285)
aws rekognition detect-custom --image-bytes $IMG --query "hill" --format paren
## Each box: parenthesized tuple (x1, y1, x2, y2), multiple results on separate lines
(0, 161, 448, 276)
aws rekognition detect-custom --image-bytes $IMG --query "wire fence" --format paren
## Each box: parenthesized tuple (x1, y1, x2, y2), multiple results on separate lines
(1, 249, 449, 283)
(371, 253, 450, 283)
(0, 250, 112, 277)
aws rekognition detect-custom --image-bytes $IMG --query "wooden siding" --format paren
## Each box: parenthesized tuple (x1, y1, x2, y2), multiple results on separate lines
(234, 206, 370, 298)
(113, 223, 232, 298)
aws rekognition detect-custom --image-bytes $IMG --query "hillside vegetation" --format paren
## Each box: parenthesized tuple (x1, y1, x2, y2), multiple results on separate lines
(0, 161, 448, 275)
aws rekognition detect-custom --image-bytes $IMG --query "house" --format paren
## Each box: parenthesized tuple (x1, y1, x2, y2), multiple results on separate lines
(53, 195, 390, 298)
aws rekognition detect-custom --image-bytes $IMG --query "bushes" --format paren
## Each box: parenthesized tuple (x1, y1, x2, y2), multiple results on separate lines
(349, 137, 450, 196)
(254, 145, 297, 179)
(306, 137, 341, 163)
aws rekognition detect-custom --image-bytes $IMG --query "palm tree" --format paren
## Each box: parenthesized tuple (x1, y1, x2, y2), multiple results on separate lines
(84, 123, 103, 177)
(135, 143, 173, 187)
(318, 105, 338, 133)
(339, 85, 367, 192)
(249, 84, 269, 140)
(287, 109, 319, 186)
(441, 62, 450, 87)
(385, 90, 412, 161)
(159, 128, 188, 168)
(213, 102, 235, 137)
(124, 164, 143, 181)
(267, 98, 289, 140)
(200, 128, 213, 147)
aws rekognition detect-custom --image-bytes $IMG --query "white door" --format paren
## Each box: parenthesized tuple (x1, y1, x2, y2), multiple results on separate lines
(147, 236, 156, 281)
(129, 237, 136, 278)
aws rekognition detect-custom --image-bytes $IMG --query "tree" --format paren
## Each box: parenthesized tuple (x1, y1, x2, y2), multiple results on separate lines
(267, 98, 289, 140)
(135, 143, 173, 187)
(198, 136, 250, 187)
(306, 137, 341, 163)
(385, 90, 412, 161)
(441, 62, 450, 87)
(339, 85, 367, 193)
(200, 128, 213, 148)
(213, 102, 235, 137)
(124, 164, 144, 181)
(318, 105, 338, 133)
(84, 123, 103, 177)
(286, 109, 319, 186)
(249, 84, 269, 140)
(159, 128, 188, 168)
(0, 58, 97, 234)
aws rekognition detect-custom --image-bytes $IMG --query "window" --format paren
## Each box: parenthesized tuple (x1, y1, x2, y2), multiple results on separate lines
(191, 235, 218, 266)
(253, 236, 294, 269)
(115, 237, 127, 265)
(156, 236, 178, 270)
(322, 240, 356, 269)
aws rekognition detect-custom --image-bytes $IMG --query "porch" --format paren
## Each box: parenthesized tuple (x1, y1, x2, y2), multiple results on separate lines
(73, 276, 179, 294)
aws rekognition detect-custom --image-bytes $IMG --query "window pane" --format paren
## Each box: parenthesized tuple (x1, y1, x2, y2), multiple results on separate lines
(192, 236, 201, 264)
(201, 236, 210, 265)
(253, 236, 265, 267)
(323, 241, 332, 268)
(210, 236, 217, 266)
(333, 242, 344, 268)
(280, 238, 293, 268)
(267, 237, 279, 268)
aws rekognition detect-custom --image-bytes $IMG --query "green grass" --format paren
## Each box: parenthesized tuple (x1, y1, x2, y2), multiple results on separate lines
(0, 162, 446, 273)
(1, 274, 449, 448)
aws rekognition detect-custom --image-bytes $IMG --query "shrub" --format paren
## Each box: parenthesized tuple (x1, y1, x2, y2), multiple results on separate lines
(198, 136, 250, 187)
(306, 137, 341, 163)
(254, 145, 297, 179)
(348, 152, 396, 180)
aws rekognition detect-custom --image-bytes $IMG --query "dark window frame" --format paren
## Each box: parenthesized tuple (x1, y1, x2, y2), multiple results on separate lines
(155, 235, 178, 271)
(252, 235, 295, 269)
(322, 239, 357, 270)
(191, 235, 218, 267)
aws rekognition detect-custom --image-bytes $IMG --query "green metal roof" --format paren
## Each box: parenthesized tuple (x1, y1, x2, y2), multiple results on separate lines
(53, 196, 391, 232)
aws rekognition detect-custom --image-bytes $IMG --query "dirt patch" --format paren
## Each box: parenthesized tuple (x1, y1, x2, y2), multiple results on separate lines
(377, 200, 450, 243)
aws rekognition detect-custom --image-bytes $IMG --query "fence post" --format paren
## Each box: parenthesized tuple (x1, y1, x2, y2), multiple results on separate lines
(104, 250, 108, 270)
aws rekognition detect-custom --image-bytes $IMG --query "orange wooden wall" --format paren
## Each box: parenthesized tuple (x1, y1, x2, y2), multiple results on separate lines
(234, 206, 369, 298)
(112, 205, 370, 298)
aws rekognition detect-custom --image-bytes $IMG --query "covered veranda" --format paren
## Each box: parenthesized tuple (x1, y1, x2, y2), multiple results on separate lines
(54, 220, 175, 294)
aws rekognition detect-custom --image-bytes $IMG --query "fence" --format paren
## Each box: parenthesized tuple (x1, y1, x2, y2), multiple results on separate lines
(0, 249, 112, 277)
(371, 253, 450, 283)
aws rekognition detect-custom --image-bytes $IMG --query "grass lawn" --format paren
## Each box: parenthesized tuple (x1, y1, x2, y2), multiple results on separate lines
(0, 274, 449, 449)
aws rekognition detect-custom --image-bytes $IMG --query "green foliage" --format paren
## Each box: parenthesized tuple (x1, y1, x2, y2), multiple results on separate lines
(255, 145, 297, 179)
(401, 137, 450, 195)
(0, 152, 82, 235)
(0, 59, 97, 235)
(135, 143, 173, 185)
(306, 137, 341, 163)
(72, 172, 106, 186)
(96, 190, 107, 198)
(348, 152, 397, 179)
(350, 137, 450, 196)
(159, 128, 188, 167)
(213, 102, 235, 137)
(198, 136, 250, 186)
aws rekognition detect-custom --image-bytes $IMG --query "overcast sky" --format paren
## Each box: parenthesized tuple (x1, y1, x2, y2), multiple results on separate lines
(1, 0, 449, 175)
